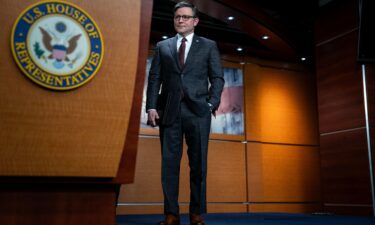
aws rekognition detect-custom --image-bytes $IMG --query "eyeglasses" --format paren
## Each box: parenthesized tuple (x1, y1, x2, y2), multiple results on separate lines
(174, 15, 195, 21)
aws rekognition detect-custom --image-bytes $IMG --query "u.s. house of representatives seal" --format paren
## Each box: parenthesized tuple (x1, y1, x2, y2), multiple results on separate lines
(11, 0, 104, 90)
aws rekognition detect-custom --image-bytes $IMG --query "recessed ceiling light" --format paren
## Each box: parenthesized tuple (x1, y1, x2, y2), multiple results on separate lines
(162, 35, 168, 39)
(227, 16, 235, 21)
(262, 35, 269, 40)
(301, 57, 307, 61)
(236, 47, 243, 52)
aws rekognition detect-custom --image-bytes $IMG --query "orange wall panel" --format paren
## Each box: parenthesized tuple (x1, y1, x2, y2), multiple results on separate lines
(245, 63, 319, 145)
(247, 143, 321, 203)
(249, 203, 321, 213)
(206, 140, 247, 203)
(119, 137, 163, 203)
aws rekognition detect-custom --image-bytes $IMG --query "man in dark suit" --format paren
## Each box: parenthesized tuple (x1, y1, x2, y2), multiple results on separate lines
(146, 1, 224, 225)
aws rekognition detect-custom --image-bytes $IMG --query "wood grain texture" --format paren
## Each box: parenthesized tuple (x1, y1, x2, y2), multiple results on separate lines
(0, 0, 140, 177)
(320, 129, 372, 204)
(316, 31, 365, 133)
(244, 63, 319, 145)
(118, 137, 163, 203)
(247, 143, 321, 203)
(0, 184, 117, 225)
(114, 0, 153, 184)
(315, 0, 358, 45)
(365, 65, 375, 126)
(315, 0, 375, 217)
(117, 205, 164, 215)
(249, 203, 321, 213)
(207, 204, 247, 213)
(205, 140, 247, 203)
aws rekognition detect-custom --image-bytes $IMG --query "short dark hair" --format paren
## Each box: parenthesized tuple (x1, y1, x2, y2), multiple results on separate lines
(174, 1, 199, 18)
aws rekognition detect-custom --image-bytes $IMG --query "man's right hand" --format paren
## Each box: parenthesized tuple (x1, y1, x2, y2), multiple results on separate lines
(147, 110, 160, 127)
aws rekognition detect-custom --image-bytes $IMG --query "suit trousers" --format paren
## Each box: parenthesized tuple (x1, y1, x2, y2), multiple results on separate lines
(159, 100, 211, 215)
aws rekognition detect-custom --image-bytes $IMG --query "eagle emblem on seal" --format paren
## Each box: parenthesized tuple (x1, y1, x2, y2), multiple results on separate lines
(38, 22, 81, 69)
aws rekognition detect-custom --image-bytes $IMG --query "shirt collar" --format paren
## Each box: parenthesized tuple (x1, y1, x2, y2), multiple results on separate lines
(177, 33, 194, 43)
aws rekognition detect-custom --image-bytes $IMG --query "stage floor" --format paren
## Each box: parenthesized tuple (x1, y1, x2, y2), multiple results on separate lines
(117, 212, 375, 225)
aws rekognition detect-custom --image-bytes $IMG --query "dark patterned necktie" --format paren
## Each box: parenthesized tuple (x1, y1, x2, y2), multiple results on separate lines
(178, 37, 187, 67)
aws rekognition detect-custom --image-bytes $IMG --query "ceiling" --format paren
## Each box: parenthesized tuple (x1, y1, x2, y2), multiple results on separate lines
(150, 0, 338, 64)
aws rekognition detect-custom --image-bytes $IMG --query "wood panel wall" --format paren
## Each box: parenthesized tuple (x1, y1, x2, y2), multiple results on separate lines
(243, 62, 321, 213)
(315, 0, 374, 216)
(0, 184, 117, 225)
(245, 63, 319, 145)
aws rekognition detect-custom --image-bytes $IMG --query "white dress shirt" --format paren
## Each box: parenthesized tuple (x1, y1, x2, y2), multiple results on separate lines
(176, 33, 194, 63)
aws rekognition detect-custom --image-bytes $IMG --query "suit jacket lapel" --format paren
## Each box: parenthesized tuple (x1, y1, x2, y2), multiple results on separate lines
(184, 35, 200, 70)
(168, 36, 182, 70)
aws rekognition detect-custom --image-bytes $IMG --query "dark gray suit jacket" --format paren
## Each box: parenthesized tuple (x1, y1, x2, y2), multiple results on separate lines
(146, 34, 224, 126)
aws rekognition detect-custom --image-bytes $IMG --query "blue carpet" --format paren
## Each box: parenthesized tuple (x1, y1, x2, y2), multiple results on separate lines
(117, 213, 375, 225)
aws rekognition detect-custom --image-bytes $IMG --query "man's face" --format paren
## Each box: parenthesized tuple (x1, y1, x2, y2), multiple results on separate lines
(174, 7, 199, 37)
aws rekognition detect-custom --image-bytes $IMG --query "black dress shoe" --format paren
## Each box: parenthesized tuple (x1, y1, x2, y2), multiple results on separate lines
(190, 214, 205, 225)
(157, 214, 180, 225)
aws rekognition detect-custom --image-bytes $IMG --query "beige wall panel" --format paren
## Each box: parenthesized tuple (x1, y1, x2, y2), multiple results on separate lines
(117, 205, 164, 215)
(247, 143, 321, 202)
(181, 140, 247, 203)
(116, 205, 189, 215)
(0, 0, 141, 177)
(117, 204, 189, 215)
(249, 203, 321, 213)
(119, 137, 163, 202)
(207, 141, 247, 202)
(244, 63, 319, 145)
(207, 204, 247, 213)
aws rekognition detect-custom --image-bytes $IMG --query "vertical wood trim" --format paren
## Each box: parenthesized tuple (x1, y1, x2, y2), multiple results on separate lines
(114, 0, 153, 184)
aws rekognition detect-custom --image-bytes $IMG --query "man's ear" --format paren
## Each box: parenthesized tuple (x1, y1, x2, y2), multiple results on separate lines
(194, 17, 199, 27)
